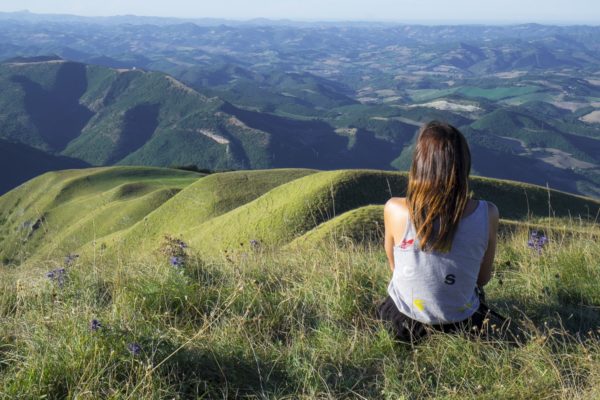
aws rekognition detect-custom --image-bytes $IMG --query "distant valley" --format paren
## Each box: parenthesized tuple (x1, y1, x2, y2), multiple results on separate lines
(0, 12, 599, 197)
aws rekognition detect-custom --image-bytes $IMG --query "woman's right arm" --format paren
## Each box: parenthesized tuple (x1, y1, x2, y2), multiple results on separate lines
(384, 199, 396, 272)
(384, 198, 408, 272)
(477, 201, 499, 287)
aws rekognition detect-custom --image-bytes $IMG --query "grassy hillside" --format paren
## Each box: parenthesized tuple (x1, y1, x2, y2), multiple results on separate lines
(0, 167, 599, 399)
(184, 170, 598, 256)
(2, 167, 598, 266)
(183, 170, 408, 255)
(289, 205, 385, 247)
(0, 167, 201, 264)
(290, 173, 600, 248)
(0, 210, 599, 398)
(105, 169, 317, 256)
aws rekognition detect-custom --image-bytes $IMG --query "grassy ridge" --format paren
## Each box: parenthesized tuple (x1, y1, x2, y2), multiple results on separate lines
(105, 169, 317, 257)
(183, 170, 408, 255)
(0, 167, 201, 264)
(1, 167, 599, 265)
(184, 171, 598, 255)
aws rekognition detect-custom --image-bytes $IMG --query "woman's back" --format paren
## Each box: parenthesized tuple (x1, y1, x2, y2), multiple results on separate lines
(378, 121, 501, 342)
(387, 198, 489, 324)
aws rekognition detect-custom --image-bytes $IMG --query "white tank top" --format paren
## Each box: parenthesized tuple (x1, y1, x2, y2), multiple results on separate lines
(387, 200, 489, 324)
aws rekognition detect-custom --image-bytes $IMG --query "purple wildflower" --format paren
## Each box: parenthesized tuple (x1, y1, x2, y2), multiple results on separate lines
(127, 343, 142, 356)
(64, 254, 79, 266)
(46, 268, 67, 287)
(90, 319, 102, 332)
(528, 230, 548, 254)
(170, 256, 183, 268)
(250, 239, 261, 250)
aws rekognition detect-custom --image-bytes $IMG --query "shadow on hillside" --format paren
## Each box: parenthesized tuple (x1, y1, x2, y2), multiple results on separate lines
(469, 143, 587, 199)
(490, 297, 600, 338)
(158, 338, 381, 398)
(347, 128, 404, 169)
(156, 340, 292, 397)
(564, 132, 600, 162)
(0, 139, 89, 195)
(11, 62, 94, 151)
(221, 102, 401, 169)
(106, 103, 160, 164)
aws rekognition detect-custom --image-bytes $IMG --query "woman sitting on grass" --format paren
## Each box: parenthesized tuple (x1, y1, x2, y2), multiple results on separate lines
(377, 121, 506, 343)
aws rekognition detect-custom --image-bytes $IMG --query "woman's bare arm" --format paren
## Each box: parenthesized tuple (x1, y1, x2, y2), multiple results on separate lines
(384, 208, 395, 272)
(477, 201, 499, 287)
(384, 198, 407, 272)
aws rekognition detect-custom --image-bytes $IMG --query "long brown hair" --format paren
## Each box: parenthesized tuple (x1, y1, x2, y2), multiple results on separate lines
(407, 121, 471, 252)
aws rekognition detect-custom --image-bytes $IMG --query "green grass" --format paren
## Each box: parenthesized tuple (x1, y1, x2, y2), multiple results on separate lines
(2, 167, 599, 265)
(289, 205, 385, 248)
(0, 218, 599, 398)
(1, 167, 599, 398)
(456, 86, 543, 101)
(407, 86, 543, 103)
(104, 169, 317, 257)
(0, 167, 201, 264)
(182, 170, 409, 256)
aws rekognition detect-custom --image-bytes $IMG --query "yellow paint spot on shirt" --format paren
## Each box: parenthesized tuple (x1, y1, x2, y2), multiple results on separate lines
(413, 299, 425, 312)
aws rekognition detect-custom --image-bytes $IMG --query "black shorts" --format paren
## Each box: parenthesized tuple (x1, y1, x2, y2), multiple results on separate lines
(376, 295, 506, 343)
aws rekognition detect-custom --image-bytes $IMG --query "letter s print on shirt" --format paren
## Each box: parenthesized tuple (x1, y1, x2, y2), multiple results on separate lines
(444, 274, 456, 285)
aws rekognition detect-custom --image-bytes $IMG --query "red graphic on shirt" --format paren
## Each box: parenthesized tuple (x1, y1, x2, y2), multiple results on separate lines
(400, 239, 414, 249)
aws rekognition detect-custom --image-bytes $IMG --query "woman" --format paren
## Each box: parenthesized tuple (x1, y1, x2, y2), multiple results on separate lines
(377, 121, 503, 343)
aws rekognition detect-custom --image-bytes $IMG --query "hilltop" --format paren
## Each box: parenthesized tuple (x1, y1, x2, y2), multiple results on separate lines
(1, 167, 597, 266)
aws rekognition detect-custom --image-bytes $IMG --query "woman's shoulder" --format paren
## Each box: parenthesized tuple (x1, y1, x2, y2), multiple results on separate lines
(384, 197, 499, 220)
(384, 197, 408, 213)
(473, 200, 499, 227)
(479, 200, 499, 219)
(385, 197, 407, 207)
(384, 197, 408, 222)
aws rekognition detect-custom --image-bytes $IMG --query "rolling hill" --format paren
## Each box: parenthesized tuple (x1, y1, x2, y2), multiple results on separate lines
(1, 167, 597, 266)
(0, 167, 202, 264)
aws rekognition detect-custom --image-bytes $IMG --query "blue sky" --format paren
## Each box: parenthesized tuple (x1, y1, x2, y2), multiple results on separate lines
(0, 0, 599, 24)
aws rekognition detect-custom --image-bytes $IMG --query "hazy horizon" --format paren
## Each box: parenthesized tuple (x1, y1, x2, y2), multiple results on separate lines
(0, 0, 599, 25)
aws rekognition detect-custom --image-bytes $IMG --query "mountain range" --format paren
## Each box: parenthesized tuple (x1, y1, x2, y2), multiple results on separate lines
(0, 13, 599, 197)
